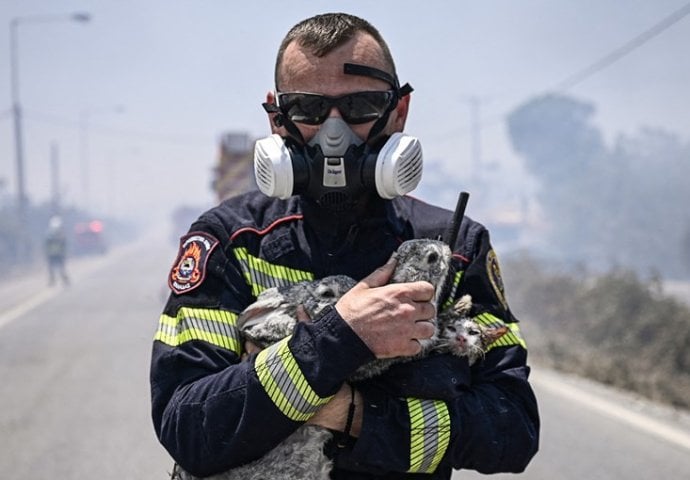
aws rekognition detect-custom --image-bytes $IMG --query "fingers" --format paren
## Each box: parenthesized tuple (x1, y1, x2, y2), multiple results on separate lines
(405, 320, 436, 355)
(414, 297, 436, 320)
(407, 339, 423, 356)
(335, 258, 439, 359)
(356, 256, 397, 289)
(408, 281, 435, 302)
(415, 319, 436, 339)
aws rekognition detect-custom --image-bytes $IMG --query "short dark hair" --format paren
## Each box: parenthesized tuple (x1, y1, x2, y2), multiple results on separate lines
(274, 12, 397, 89)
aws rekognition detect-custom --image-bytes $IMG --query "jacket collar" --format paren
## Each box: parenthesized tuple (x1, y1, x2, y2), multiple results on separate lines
(299, 195, 406, 255)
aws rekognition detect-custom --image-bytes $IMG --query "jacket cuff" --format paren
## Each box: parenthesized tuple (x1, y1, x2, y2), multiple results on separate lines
(290, 305, 375, 394)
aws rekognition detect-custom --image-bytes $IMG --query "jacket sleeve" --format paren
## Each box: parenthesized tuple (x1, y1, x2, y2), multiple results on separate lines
(334, 226, 540, 475)
(149, 224, 374, 477)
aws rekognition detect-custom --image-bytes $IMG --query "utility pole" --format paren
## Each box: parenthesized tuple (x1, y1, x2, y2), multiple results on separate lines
(9, 18, 27, 224)
(8, 12, 90, 227)
(50, 142, 61, 213)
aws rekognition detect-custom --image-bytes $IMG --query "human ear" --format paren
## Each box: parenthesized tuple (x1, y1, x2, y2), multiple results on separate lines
(392, 93, 411, 132)
(264, 90, 285, 135)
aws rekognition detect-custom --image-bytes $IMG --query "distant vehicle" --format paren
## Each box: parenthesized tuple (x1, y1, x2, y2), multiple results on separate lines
(73, 220, 107, 255)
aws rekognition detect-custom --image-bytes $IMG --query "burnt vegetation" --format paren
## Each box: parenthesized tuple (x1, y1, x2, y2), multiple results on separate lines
(503, 255, 690, 410)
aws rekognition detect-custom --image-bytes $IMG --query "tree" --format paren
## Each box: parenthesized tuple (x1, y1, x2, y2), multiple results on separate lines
(507, 94, 608, 263)
(507, 94, 690, 278)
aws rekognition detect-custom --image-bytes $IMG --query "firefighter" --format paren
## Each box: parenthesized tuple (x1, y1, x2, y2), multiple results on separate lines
(45, 215, 69, 286)
(151, 12, 539, 479)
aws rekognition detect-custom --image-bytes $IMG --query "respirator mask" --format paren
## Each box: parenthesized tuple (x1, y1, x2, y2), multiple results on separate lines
(254, 63, 423, 212)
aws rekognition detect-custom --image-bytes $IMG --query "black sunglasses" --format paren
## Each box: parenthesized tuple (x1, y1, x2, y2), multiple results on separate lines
(276, 90, 396, 125)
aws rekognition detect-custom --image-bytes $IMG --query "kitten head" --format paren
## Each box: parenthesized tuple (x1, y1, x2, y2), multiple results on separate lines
(437, 295, 508, 365)
(440, 318, 508, 365)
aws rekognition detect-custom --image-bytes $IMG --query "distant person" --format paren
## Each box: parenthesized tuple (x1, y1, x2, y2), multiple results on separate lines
(45, 215, 69, 286)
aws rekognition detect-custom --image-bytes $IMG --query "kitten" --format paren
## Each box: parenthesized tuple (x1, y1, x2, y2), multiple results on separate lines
(434, 295, 509, 365)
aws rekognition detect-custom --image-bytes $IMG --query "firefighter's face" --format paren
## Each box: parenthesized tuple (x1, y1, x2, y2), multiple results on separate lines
(266, 31, 409, 144)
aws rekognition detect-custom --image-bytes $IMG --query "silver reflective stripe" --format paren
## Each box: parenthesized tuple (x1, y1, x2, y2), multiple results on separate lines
(407, 398, 451, 473)
(154, 307, 241, 355)
(254, 337, 332, 421)
(233, 247, 313, 296)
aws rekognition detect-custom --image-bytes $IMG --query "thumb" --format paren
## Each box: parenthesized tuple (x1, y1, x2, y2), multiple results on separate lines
(357, 255, 397, 289)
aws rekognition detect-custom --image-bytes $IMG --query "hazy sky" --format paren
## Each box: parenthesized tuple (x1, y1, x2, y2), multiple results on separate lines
(1, 0, 689, 226)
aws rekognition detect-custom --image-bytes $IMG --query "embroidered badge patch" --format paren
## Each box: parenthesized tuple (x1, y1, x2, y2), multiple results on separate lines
(486, 249, 508, 309)
(169, 232, 219, 294)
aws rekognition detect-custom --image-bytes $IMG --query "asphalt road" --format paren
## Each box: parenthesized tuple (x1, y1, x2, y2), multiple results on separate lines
(0, 236, 174, 479)
(1, 236, 689, 479)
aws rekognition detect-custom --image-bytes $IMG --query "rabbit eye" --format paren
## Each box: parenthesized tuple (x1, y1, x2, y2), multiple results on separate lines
(427, 252, 438, 264)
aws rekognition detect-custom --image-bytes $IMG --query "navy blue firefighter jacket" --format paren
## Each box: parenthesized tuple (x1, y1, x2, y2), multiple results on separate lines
(150, 190, 540, 478)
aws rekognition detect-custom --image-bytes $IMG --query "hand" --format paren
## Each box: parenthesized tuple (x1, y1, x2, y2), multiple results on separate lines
(306, 384, 362, 437)
(335, 257, 436, 359)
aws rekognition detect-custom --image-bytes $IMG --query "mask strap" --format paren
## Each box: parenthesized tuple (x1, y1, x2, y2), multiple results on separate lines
(264, 64, 414, 144)
(263, 101, 305, 144)
(343, 63, 413, 97)
(343, 63, 413, 141)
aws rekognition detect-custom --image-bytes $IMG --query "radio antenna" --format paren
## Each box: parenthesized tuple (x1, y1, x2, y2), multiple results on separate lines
(445, 191, 470, 248)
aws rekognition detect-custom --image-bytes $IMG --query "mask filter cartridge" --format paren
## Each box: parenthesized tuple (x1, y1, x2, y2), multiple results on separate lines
(253, 134, 295, 199)
(253, 131, 423, 204)
(374, 132, 423, 199)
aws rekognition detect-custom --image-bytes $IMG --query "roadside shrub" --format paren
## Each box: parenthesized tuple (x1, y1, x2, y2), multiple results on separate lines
(503, 254, 690, 409)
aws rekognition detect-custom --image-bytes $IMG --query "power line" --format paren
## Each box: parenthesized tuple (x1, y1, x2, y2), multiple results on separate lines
(555, 1, 690, 91)
(435, 2, 690, 144)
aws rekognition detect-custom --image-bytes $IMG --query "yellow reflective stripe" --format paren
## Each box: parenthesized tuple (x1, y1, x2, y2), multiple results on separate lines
(154, 307, 241, 354)
(254, 337, 332, 421)
(407, 398, 451, 473)
(233, 247, 313, 296)
(475, 313, 527, 350)
(441, 270, 465, 311)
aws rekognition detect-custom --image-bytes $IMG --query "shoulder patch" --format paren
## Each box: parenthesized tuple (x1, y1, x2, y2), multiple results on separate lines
(486, 249, 508, 309)
(169, 232, 219, 295)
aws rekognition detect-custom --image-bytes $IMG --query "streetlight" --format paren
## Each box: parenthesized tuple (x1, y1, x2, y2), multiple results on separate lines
(79, 105, 125, 210)
(9, 12, 91, 225)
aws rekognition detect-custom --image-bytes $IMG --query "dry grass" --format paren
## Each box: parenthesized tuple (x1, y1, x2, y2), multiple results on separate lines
(502, 255, 690, 410)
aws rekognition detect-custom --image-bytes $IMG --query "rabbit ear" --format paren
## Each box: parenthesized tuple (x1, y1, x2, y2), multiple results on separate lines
(237, 288, 286, 330)
(484, 326, 509, 344)
(237, 304, 277, 331)
(453, 295, 473, 316)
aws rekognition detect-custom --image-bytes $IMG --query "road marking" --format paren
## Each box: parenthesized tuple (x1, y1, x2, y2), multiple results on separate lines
(532, 370, 690, 451)
(0, 287, 60, 330)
